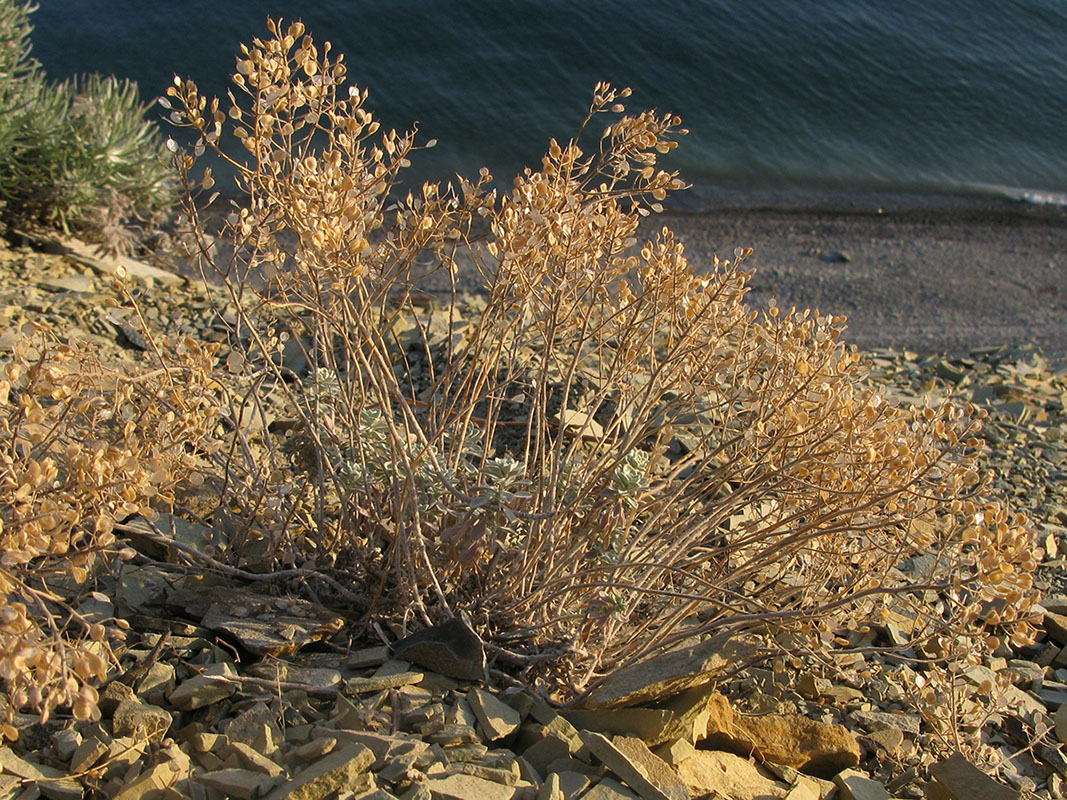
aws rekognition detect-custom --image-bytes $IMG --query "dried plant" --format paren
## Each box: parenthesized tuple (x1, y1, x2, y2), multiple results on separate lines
(0, 326, 221, 728)
(163, 20, 1041, 715)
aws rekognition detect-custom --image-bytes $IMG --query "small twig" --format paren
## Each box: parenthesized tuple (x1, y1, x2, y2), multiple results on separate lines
(202, 672, 340, 697)
(115, 630, 170, 692)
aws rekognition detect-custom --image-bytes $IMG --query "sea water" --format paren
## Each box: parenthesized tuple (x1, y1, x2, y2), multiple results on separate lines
(28, 0, 1067, 208)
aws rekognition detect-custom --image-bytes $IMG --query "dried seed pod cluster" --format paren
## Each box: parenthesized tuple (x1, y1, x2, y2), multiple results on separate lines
(0, 330, 221, 726)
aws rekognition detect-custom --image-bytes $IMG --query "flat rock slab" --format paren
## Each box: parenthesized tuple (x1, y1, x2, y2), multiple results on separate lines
(926, 752, 1020, 800)
(112, 699, 172, 743)
(676, 750, 788, 800)
(109, 760, 179, 800)
(578, 633, 753, 709)
(583, 777, 643, 800)
(610, 735, 691, 800)
(732, 713, 861, 778)
(52, 235, 186, 286)
(848, 709, 921, 736)
(171, 586, 345, 657)
(468, 688, 521, 741)
(195, 768, 277, 800)
(424, 773, 522, 800)
(263, 743, 374, 800)
(562, 708, 675, 745)
(168, 662, 238, 710)
(581, 731, 687, 800)
(834, 770, 890, 800)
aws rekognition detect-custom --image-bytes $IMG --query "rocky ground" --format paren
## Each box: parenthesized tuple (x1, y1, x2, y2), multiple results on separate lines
(2, 234, 1067, 800)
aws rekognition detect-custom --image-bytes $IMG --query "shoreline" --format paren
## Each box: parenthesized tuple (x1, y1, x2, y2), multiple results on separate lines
(649, 189, 1067, 368)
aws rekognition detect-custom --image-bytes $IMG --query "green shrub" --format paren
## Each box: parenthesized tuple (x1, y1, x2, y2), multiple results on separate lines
(0, 1, 55, 191)
(0, 0, 174, 252)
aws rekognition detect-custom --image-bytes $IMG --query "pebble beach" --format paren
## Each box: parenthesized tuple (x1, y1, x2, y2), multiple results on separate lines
(659, 192, 1067, 366)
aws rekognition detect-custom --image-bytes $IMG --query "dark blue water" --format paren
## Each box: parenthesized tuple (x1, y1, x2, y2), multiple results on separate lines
(27, 1, 1067, 207)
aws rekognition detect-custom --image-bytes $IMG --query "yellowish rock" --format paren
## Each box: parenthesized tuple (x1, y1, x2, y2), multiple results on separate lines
(676, 751, 788, 800)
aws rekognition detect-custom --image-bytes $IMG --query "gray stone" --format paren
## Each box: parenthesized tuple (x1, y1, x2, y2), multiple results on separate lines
(392, 618, 487, 682)
(561, 708, 674, 744)
(927, 752, 1020, 800)
(38, 275, 96, 293)
(347, 671, 426, 693)
(557, 770, 594, 798)
(425, 723, 479, 747)
(115, 564, 171, 614)
(37, 776, 82, 800)
(69, 736, 109, 773)
(787, 782, 821, 800)
(225, 702, 284, 755)
(834, 770, 890, 800)
(288, 736, 338, 763)
(168, 661, 238, 709)
(676, 751, 788, 800)
(521, 733, 578, 777)
(263, 744, 374, 800)
(848, 709, 921, 736)
(249, 662, 341, 693)
(457, 763, 517, 786)
(107, 760, 179, 800)
(1046, 612, 1067, 645)
(225, 742, 284, 777)
(0, 747, 44, 780)
(611, 736, 691, 800)
(422, 773, 520, 800)
(653, 739, 697, 767)
(439, 743, 488, 763)
(862, 728, 904, 757)
(348, 646, 390, 669)
(1040, 687, 1067, 709)
(98, 680, 136, 715)
(467, 689, 521, 741)
(103, 736, 147, 778)
(194, 588, 345, 657)
(112, 699, 172, 743)
(53, 236, 185, 286)
(136, 661, 176, 704)
(195, 768, 276, 800)
(318, 730, 430, 771)
(51, 729, 81, 764)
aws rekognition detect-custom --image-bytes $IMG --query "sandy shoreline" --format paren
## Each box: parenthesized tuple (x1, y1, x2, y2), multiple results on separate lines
(651, 192, 1067, 367)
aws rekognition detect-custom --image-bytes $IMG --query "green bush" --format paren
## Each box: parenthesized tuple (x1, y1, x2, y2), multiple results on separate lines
(0, 0, 174, 252)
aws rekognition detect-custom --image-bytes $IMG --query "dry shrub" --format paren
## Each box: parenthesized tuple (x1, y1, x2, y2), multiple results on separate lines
(0, 325, 220, 728)
(166, 18, 1039, 718)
